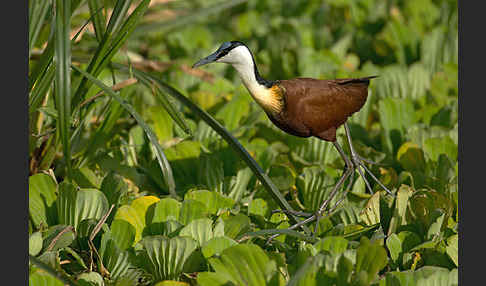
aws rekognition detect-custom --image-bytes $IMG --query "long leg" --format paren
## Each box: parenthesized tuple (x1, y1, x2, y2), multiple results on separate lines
(344, 123, 394, 196)
(267, 141, 353, 243)
(313, 141, 353, 233)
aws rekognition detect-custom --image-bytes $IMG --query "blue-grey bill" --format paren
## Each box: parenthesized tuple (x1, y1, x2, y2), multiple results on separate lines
(192, 52, 219, 68)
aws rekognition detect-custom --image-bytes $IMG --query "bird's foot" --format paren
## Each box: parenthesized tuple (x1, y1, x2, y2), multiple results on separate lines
(349, 151, 394, 196)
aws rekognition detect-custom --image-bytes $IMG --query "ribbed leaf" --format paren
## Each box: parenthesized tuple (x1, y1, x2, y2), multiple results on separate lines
(184, 190, 235, 215)
(206, 244, 277, 286)
(151, 198, 182, 223)
(110, 219, 136, 250)
(29, 173, 58, 228)
(179, 218, 216, 247)
(201, 236, 237, 259)
(56, 182, 109, 230)
(179, 199, 208, 226)
(296, 166, 338, 212)
(100, 231, 138, 282)
(379, 266, 458, 286)
(138, 236, 198, 281)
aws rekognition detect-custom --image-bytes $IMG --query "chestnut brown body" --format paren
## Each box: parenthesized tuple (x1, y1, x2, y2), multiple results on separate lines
(267, 76, 375, 142)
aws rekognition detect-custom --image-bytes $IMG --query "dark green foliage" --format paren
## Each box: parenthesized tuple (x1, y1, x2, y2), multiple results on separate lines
(29, 0, 457, 285)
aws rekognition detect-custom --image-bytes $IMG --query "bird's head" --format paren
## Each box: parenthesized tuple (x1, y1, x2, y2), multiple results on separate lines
(192, 41, 252, 68)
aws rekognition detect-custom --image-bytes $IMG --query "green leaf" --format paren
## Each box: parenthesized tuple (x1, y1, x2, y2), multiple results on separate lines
(152, 198, 182, 223)
(296, 166, 337, 212)
(445, 234, 458, 267)
(29, 270, 65, 286)
(397, 142, 426, 172)
(29, 173, 58, 229)
(197, 155, 224, 193)
(387, 185, 414, 236)
(215, 93, 250, 131)
(354, 237, 388, 285)
(223, 213, 251, 240)
(137, 236, 198, 282)
(196, 272, 231, 286)
(313, 236, 349, 255)
(150, 105, 174, 143)
(179, 218, 215, 247)
(206, 244, 277, 286)
(409, 190, 452, 235)
(386, 233, 402, 262)
(99, 231, 138, 282)
(201, 236, 238, 259)
(423, 137, 458, 162)
(380, 266, 458, 286)
(29, 231, 43, 256)
(100, 172, 128, 208)
(360, 192, 381, 225)
(378, 97, 416, 153)
(179, 199, 208, 225)
(226, 167, 253, 202)
(114, 195, 159, 243)
(249, 198, 269, 218)
(268, 164, 295, 190)
(43, 225, 76, 252)
(56, 182, 109, 230)
(77, 272, 104, 286)
(72, 167, 101, 189)
(184, 189, 235, 215)
(110, 219, 136, 250)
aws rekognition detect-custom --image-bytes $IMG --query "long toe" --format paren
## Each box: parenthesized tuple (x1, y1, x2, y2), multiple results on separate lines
(351, 154, 394, 196)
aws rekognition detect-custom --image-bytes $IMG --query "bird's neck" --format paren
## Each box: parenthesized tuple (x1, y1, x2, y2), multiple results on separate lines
(231, 60, 282, 114)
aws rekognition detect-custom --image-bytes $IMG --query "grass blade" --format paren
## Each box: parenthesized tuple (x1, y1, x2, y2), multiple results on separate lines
(29, 0, 51, 56)
(114, 64, 308, 232)
(87, 0, 107, 42)
(72, 65, 178, 199)
(54, 0, 72, 179)
(72, 0, 149, 108)
(29, 64, 55, 115)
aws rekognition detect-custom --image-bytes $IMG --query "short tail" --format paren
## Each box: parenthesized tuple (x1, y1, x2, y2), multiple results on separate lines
(337, 75, 378, 85)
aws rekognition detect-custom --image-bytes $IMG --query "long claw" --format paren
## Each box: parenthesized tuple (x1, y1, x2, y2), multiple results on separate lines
(344, 123, 394, 196)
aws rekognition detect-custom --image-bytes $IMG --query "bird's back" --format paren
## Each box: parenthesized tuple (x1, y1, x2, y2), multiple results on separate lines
(269, 76, 375, 141)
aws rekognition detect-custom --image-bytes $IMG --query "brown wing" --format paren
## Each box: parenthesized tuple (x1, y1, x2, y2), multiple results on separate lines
(274, 77, 374, 141)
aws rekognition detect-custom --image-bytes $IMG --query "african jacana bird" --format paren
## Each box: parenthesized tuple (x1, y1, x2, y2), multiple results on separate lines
(193, 41, 392, 234)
